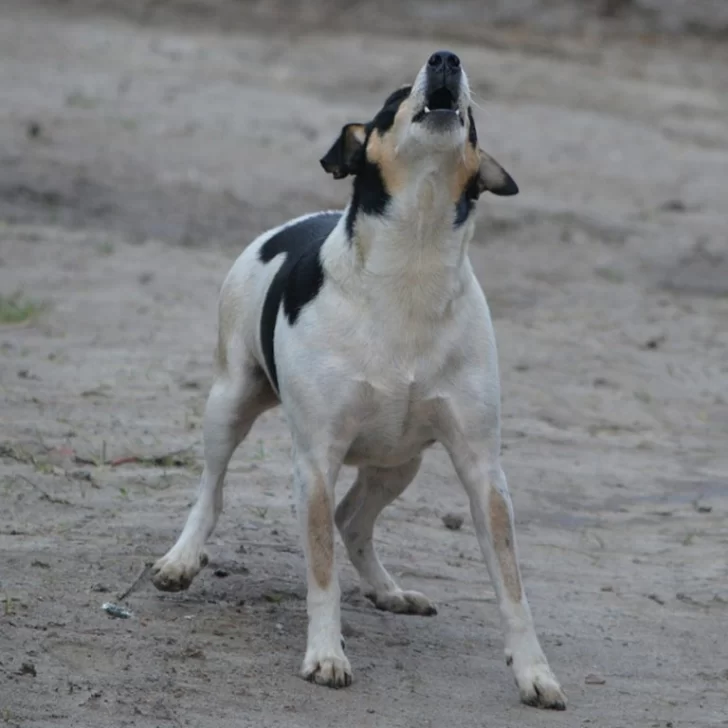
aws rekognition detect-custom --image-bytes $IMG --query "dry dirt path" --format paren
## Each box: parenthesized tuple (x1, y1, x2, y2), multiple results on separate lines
(1, 4, 728, 727)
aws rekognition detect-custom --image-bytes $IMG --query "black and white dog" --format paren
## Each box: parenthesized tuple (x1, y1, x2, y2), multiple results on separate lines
(152, 50, 566, 710)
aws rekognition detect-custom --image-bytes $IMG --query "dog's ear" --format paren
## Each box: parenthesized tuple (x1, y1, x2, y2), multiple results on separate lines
(477, 150, 519, 197)
(320, 123, 367, 179)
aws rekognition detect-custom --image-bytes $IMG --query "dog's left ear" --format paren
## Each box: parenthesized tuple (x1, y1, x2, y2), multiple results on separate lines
(320, 123, 368, 179)
(477, 150, 519, 197)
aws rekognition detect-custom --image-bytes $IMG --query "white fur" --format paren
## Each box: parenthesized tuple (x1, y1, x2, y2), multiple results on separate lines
(152, 57, 566, 709)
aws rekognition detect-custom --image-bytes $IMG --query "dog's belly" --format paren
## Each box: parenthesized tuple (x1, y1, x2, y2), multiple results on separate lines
(342, 395, 439, 468)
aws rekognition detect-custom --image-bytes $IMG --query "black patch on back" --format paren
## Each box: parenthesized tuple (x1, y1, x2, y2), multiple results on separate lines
(454, 174, 480, 227)
(345, 86, 412, 239)
(467, 107, 477, 148)
(258, 212, 341, 392)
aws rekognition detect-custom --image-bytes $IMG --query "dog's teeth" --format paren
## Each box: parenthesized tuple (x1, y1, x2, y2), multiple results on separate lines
(455, 108, 461, 116)
(424, 106, 431, 114)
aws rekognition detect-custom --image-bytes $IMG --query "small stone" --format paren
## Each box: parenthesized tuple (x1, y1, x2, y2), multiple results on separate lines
(102, 602, 133, 619)
(213, 568, 229, 578)
(643, 335, 666, 350)
(182, 647, 205, 660)
(17, 369, 40, 380)
(19, 661, 37, 677)
(584, 673, 606, 685)
(659, 199, 687, 212)
(442, 513, 464, 531)
(600, 585, 613, 592)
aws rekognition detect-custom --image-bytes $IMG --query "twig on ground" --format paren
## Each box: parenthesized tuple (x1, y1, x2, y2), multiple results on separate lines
(15, 474, 71, 506)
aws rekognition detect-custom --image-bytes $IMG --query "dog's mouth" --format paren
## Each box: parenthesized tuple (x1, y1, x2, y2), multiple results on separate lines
(413, 87, 463, 124)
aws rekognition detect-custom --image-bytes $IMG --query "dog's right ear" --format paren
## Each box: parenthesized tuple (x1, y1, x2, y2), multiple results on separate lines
(320, 123, 367, 179)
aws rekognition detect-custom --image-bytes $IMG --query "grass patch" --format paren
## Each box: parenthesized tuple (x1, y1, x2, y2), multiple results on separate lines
(0, 293, 45, 325)
(594, 266, 625, 284)
(65, 90, 99, 109)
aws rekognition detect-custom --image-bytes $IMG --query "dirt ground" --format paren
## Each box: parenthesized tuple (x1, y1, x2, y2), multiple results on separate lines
(1, 2, 728, 727)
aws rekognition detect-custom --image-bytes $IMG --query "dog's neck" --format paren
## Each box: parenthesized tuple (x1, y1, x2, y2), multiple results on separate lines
(325, 157, 476, 318)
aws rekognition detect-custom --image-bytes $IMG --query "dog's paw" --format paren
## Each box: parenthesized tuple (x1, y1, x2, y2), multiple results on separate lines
(301, 645, 352, 689)
(151, 550, 208, 592)
(365, 589, 437, 616)
(509, 655, 566, 710)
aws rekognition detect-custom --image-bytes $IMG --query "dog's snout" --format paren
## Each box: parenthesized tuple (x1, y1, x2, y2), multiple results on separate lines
(425, 50, 462, 102)
(428, 51, 460, 71)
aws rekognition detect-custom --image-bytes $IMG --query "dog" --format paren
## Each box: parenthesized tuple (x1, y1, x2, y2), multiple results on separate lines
(151, 50, 566, 710)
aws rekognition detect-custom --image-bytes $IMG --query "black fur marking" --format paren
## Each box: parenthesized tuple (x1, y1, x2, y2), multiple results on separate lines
(383, 85, 412, 109)
(371, 85, 412, 133)
(467, 107, 477, 148)
(345, 157, 390, 239)
(454, 174, 481, 227)
(258, 212, 341, 392)
(340, 86, 412, 238)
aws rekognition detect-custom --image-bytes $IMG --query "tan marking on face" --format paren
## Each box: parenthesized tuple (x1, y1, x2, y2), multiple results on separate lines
(488, 488, 523, 603)
(364, 102, 412, 196)
(308, 474, 334, 589)
(450, 141, 481, 204)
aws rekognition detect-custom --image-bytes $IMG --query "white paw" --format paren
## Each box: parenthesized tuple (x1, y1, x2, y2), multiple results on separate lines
(151, 549, 208, 592)
(365, 589, 437, 616)
(508, 650, 566, 710)
(301, 643, 352, 689)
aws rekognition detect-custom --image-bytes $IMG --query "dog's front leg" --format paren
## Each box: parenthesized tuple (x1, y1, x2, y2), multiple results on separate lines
(439, 405, 566, 709)
(293, 451, 351, 688)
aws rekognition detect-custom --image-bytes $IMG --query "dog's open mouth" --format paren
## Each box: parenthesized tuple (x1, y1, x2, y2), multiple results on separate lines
(413, 87, 462, 123)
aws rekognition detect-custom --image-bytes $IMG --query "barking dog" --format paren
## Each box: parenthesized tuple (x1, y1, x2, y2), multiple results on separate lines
(151, 50, 566, 710)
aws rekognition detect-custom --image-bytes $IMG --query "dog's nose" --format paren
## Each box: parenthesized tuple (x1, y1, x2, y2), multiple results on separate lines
(427, 51, 460, 72)
(426, 50, 462, 95)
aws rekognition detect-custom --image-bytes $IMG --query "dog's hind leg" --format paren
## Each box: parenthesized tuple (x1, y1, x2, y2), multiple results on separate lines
(443, 436, 567, 710)
(335, 458, 436, 616)
(152, 363, 276, 592)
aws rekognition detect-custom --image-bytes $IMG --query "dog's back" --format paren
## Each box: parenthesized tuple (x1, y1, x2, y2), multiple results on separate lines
(217, 211, 341, 393)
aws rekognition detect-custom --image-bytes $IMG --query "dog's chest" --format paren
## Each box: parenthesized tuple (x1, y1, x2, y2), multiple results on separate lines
(342, 377, 442, 467)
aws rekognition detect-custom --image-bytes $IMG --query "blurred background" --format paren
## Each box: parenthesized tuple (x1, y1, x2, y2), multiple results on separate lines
(1, 2, 727, 727)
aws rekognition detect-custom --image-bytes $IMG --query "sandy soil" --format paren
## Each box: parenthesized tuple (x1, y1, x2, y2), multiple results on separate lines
(1, 2, 728, 727)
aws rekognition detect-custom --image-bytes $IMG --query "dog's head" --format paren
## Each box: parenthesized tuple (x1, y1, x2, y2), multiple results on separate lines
(320, 51, 518, 235)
